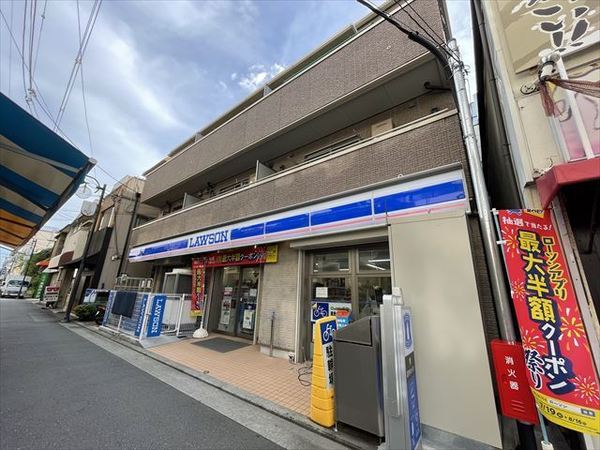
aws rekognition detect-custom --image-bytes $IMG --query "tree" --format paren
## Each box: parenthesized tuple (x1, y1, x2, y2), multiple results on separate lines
(26, 249, 52, 297)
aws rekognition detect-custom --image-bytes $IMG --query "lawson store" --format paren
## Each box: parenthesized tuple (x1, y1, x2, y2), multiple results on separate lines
(129, 168, 468, 360)
(128, 166, 505, 447)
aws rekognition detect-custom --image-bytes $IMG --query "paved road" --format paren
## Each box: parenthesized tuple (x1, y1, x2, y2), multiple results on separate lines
(0, 299, 281, 450)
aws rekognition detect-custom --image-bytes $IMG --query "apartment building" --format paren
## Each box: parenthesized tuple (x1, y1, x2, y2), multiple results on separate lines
(127, 2, 503, 446)
(47, 176, 158, 309)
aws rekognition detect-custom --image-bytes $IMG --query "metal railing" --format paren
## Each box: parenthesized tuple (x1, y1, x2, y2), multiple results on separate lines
(102, 291, 199, 341)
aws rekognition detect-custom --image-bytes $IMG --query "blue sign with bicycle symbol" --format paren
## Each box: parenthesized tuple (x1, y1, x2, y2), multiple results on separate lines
(320, 320, 337, 345)
(311, 302, 329, 322)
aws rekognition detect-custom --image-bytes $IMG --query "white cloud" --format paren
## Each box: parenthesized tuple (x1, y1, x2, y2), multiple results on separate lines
(238, 63, 285, 92)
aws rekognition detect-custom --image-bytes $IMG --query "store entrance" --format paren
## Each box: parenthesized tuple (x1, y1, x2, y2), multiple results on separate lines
(211, 266, 260, 339)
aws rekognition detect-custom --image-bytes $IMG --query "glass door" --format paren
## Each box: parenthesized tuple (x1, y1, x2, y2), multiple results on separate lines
(216, 267, 240, 334)
(237, 267, 260, 339)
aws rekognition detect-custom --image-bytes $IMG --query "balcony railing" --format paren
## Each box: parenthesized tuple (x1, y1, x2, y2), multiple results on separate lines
(131, 110, 465, 249)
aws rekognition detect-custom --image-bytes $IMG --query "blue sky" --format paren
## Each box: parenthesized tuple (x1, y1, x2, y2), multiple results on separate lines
(0, 0, 474, 261)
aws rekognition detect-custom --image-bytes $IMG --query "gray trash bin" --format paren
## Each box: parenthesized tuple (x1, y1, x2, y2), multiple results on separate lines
(333, 315, 384, 437)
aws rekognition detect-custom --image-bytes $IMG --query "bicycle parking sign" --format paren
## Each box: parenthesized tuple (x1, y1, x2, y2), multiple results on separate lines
(319, 319, 337, 390)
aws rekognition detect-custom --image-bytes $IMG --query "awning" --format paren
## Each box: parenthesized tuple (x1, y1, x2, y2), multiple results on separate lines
(0, 93, 94, 248)
(536, 158, 600, 208)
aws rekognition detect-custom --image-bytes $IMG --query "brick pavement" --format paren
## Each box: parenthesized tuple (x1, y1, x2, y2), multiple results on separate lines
(150, 336, 311, 416)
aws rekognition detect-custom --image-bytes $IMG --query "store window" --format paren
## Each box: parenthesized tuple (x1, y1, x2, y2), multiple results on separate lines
(312, 251, 350, 273)
(307, 244, 391, 331)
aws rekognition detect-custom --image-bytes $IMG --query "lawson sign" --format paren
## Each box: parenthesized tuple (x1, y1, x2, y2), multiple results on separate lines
(129, 170, 467, 262)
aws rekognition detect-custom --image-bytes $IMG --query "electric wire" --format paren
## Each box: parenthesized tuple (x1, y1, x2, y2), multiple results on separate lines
(394, 0, 460, 64)
(20, 0, 33, 114)
(0, 8, 75, 144)
(54, 0, 102, 131)
(32, 0, 48, 78)
(7, 0, 14, 96)
(76, 0, 97, 179)
(95, 165, 140, 194)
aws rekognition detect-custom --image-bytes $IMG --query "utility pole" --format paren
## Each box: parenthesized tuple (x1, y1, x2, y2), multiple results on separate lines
(17, 239, 36, 298)
(116, 191, 140, 277)
(356, 1, 536, 449)
(64, 184, 106, 322)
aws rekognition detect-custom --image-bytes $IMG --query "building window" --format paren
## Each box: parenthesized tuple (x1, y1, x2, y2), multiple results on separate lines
(307, 244, 391, 323)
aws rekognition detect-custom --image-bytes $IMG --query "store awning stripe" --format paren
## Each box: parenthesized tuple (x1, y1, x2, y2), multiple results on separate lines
(0, 93, 93, 248)
(130, 170, 467, 262)
(0, 230, 21, 247)
(0, 165, 60, 209)
(0, 94, 89, 173)
(0, 200, 43, 224)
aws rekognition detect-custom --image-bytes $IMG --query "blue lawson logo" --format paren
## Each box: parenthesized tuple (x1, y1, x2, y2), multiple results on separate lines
(147, 295, 166, 338)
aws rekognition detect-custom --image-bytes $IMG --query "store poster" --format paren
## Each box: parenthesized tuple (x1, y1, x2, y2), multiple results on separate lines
(191, 259, 206, 317)
(497, 209, 599, 435)
(220, 287, 233, 326)
(199, 245, 278, 267)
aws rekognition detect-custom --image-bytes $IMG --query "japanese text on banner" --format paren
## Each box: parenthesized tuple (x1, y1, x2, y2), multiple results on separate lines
(497, 209, 599, 435)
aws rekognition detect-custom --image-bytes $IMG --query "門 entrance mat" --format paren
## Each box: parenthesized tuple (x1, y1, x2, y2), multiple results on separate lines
(191, 337, 250, 353)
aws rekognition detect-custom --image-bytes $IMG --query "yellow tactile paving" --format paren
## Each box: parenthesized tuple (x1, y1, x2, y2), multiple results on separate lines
(150, 336, 311, 416)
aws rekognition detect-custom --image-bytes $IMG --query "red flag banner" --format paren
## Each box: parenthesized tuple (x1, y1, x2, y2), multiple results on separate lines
(191, 259, 206, 317)
(497, 209, 599, 435)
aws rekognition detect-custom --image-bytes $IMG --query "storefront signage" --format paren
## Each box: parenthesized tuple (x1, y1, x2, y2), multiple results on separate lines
(130, 171, 467, 262)
(43, 285, 59, 304)
(491, 340, 539, 424)
(134, 294, 149, 337)
(320, 319, 337, 391)
(191, 259, 206, 317)
(200, 245, 278, 267)
(497, 209, 600, 435)
(147, 294, 167, 338)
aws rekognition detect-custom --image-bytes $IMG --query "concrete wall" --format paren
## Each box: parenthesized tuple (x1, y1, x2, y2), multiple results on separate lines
(141, 3, 445, 203)
(132, 112, 466, 247)
(257, 243, 299, 352)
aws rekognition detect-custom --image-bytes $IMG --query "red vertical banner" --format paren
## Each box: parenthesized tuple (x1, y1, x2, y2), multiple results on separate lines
(191, 259, 206, 317)
(497, 209, 599, 435)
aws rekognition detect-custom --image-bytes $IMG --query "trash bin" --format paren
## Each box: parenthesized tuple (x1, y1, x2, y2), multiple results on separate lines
(333, 315, 384, 437)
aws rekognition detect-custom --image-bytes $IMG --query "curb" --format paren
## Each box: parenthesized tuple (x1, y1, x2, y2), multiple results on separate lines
(61, 318, 373, 450)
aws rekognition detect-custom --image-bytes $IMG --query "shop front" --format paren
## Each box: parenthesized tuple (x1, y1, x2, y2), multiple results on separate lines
(306, 244, 391, 354)
(192, 245, 278, 342)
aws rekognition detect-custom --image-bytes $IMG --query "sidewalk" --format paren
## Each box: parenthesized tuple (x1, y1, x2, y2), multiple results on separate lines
(150, 337, 311, 416)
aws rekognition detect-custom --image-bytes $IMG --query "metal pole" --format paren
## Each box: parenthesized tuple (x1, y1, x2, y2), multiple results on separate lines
(64, 184, 106, 321)
(17, 239, 36, 298)
(116, 191, 140, 277)
(269, 311, 275, 357)
(448, 38, 516, 342)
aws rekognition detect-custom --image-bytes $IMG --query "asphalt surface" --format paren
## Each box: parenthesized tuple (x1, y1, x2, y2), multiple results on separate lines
(0, 299, 281, 450)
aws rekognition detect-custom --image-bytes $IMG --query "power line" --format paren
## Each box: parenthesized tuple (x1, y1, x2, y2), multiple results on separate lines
(0, 8, 75, 144)
(54, 0, 102, 131)
(394, 0, 459, 64)
(21, 0, 33, 115)
(77, 0, 97, 178)
(96, 165, 140, 194)
(8, 0, 14, 96)
(32, 0, 48, 78)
